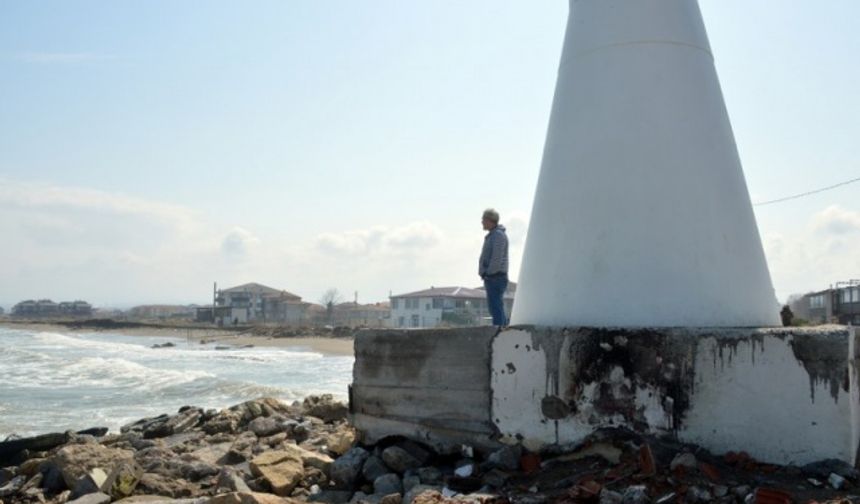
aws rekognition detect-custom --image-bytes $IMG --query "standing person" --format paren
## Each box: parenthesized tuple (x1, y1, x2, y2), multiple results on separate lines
(479, 208, 509, 327)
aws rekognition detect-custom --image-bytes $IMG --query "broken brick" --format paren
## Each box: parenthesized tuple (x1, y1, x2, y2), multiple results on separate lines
(753, 487, 792, 504)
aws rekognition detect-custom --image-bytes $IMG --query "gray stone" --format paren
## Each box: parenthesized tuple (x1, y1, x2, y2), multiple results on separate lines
(486, 445, 521, 471)
(622, 485, 649, 504)
(248, 417, 282, 438)
(402, 475, 420, 493)
(72, 467, 109, 497)
(68, 491, 111, 504)
(416, 467, 442, 485)
(403, 485, 441, 504)
(685, 486, 712, 503)
(216, 467, 251, 493)
(331, 447, 370, 488)
(600, 489, 624, 504)
(362, 456, 389, 483)
(303, 395, 349, 423)
(0, 475, 26, 498)
(381, 447, 421, 474)
(669, 453, 697, 471)
(309, 490, 354, 504)
(373, 474, 402, 496)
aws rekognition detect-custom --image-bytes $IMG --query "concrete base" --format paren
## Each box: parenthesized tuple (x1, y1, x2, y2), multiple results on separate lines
(351, 326, 860, 465)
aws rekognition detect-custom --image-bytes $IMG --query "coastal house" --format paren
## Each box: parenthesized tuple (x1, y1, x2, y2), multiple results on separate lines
(128, 304, 195, 320)
(213, 282, 309, 326)
(332, 301, 390, 328)
(790, 280, 860, 325)
(11, 299, 89, 318)
(389, 283, 516, 329)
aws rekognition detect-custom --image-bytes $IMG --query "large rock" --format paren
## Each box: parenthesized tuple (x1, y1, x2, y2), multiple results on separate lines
(402, 487, 442, 504)
(324, 428, 357, 456)
(381, 447, 425, 474)
(0, 432, 70, 466)
(216, 467, 252, 493)
(105, 461, 144, 499)
(281, 444, 333, 473)
(302, 395, 348, 423)
(249, 451, 304, 497)
(144, 409, 203, 439)
(373, 474, 402, 496)
(67, 492, 111, 504)
(248, 417, 282, 438)
(228, 398, 292, 425)
(51, 443, 135, 489)
(362, 457, 389, 483)
(330, 447, 369, 489)
(208, 491, 302, 504)
(308, 490, 353, 504)
(137, 473, 199, 498)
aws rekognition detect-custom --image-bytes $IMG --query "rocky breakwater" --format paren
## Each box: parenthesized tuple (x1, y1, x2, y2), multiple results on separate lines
(0, 395, 355, 504)
(4, 398, 860, 504)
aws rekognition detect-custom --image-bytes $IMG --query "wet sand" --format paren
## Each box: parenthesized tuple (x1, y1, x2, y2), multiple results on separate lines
(0, 322, 355, 356)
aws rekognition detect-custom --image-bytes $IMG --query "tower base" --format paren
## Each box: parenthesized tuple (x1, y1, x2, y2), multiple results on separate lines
(351, 326, 860, 465)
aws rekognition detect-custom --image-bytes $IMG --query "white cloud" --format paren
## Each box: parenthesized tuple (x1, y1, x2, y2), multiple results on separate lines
(813, 205, 860, 235)
(221, 227, 260, 261)
(764, 205, 860, 301)
(315, 221, 443, 257)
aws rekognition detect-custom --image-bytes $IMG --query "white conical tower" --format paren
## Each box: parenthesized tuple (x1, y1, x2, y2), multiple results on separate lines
(511, 0, 779, 327)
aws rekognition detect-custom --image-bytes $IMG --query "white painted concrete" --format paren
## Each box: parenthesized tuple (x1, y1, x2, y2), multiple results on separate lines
(512, 0, 779, 327)
(491, 327, 860, 465)
(681, 334, 859, 465)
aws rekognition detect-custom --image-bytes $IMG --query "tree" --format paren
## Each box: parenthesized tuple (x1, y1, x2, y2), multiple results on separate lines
(319, 288, 342, 325)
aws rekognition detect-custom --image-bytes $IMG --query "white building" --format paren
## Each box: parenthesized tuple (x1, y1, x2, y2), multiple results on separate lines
(215, 282, 308, 325)
(389, 284, 516, 329)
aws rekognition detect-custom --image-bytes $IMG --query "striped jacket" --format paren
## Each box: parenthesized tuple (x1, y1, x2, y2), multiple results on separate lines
(479, 225, 509, 277)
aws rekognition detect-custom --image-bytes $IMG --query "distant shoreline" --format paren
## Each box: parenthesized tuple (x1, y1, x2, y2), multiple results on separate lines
(0, 319, 355, 356)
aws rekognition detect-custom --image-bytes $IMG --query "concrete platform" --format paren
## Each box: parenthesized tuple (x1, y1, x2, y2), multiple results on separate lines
(351, 326, 860, 465)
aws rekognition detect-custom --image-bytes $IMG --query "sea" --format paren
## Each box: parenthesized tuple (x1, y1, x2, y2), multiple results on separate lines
(0, 326, 354, 439)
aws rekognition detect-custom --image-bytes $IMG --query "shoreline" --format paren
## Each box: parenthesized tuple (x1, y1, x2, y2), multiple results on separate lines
(0, 321, 355, 356)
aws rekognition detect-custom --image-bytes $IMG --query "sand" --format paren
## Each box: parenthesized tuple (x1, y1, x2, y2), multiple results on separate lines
(0, 322, 355, 356)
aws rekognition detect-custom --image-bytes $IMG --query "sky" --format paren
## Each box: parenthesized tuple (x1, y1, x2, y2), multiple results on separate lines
(1, 1, 859, 309)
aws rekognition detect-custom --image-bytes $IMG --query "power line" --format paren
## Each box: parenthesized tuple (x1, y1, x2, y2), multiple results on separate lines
(754, 176, 860, 207)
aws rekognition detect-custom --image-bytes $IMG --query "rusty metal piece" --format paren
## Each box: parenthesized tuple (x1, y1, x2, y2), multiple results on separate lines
(753, 487, 793, 504)
(639, 443, 656, 477)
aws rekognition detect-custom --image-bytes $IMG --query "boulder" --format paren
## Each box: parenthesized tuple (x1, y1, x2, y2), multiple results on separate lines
(403, 488, 443, 504)
(331, 448, 370, 489)
(229, 398, 292, 425)
(217, 467, 252, 493)
(208, 491, 302, 504)
(486, 445, 521, 472)
(362, 457, 389, 483)
(324, 428, 356, 456)
(249, 451, 304, 496)
(51, 443, 135, 489)
(104, 461, 144, 500)
(137, 473, 199, 498)
(381, 448, 422, 474)
(416, 468, 442, 486)
(249, 417, 283, 438)
(302, 395, 348, 423)
(67, 492, 111, 504)
(203, 412, 241, 435)
(281, 444, 333, 473)
(308, 490, 353, 504)
(373, 474, 402, 496)
(72, 467, 109, 497)
(0, 432, 70, 466)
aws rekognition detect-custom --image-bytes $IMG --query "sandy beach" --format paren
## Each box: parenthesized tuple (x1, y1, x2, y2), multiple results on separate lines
(0, 321, 355, 356)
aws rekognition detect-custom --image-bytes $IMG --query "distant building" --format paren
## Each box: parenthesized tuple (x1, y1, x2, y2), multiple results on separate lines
(128, 304, 195, 320)
(205, 282, 309, 326)
(389, 283, 516, 329)
(0, 306, 5, 316)
(11, 299, 91, 318)
(333, 301, 390, 328)
(790, 280, 860, 325)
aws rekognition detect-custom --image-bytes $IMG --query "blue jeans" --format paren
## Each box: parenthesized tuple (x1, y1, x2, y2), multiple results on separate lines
(484, 275, 508, 326)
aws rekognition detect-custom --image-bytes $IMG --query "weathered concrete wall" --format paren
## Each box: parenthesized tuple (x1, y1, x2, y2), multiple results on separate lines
(352, 326, 860, 465)
(492, 326, 860, 465)
(350, 327, 499, 453)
